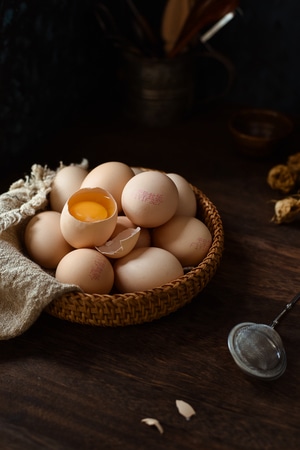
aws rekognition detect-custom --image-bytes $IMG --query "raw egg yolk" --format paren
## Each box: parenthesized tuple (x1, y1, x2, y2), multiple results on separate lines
(69, 201, 108, 222)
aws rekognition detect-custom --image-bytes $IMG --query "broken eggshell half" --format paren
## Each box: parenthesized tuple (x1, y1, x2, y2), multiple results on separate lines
(60, 187, 118, 248)
(96, 226, 141, 259)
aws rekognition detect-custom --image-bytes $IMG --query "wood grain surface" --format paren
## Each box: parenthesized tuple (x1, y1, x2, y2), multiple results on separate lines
(1, 103, 300, 449)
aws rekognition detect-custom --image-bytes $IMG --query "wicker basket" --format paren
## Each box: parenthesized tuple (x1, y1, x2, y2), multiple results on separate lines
(45, 184, 224, 326)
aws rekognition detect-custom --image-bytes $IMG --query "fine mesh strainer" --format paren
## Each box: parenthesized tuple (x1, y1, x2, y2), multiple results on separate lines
(227, 292, 300, 380)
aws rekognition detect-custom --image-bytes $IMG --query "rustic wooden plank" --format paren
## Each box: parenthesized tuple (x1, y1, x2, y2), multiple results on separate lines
(1, 104, 300, 449)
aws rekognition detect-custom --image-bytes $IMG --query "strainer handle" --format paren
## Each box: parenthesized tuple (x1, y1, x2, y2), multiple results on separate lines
(270, 292, 300, 328)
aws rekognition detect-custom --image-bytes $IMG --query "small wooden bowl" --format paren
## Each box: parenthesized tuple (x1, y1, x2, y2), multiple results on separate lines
(229, 108, 293, 158)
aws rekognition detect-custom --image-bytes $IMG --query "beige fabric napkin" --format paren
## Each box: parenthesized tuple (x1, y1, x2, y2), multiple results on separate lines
(0, 164, 80, 340)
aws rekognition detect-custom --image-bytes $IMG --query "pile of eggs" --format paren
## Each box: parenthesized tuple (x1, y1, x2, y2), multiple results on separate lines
(23, 161, 212, 294)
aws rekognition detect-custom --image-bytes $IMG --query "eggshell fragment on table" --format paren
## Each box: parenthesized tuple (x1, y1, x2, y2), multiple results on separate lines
(141, 418, 164, 434)
(175, 400, 196, 421)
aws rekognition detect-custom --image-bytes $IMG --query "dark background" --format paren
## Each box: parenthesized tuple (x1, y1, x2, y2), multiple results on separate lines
(0, 0, 299, 172)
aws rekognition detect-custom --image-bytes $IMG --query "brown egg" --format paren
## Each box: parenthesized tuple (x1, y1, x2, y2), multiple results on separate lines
(167, 173, 197, 217)
(24, 210, 73, 269)
(152, 215, 212, 266)
(55, 248, 114, 294)
(114, 246, 184, 292)
(121, 170, 179, 228)
(49, 165, 89, 212)
(81, 161, 134, 212)
(135, 227, 151, 248)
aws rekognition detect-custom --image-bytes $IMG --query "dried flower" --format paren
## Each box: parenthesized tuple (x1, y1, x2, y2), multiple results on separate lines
(267, 164, 297, 194)
(287, 152, 300, 174)
(272, 195, 300, 224)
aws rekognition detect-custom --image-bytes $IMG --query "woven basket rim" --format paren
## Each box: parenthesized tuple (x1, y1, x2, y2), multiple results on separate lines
(46, 181, 224, 325)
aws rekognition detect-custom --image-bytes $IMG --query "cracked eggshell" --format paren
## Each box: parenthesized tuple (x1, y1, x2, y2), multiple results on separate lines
(114, 246, 184, 293)
(60, 187, 117, 248)
(152, 215, 212, 267)
(121, 170, 179, 228)
(110, 215, 135, 237)
(96, 227, 141, 259)
(109, 215, 151, 250)
(80, 161, 135, 212)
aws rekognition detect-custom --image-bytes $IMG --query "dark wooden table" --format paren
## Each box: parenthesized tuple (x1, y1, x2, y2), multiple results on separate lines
(1, 103, 300, 449)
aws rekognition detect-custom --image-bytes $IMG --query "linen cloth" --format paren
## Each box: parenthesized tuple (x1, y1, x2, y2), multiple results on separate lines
(0, 163, 81, 340)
